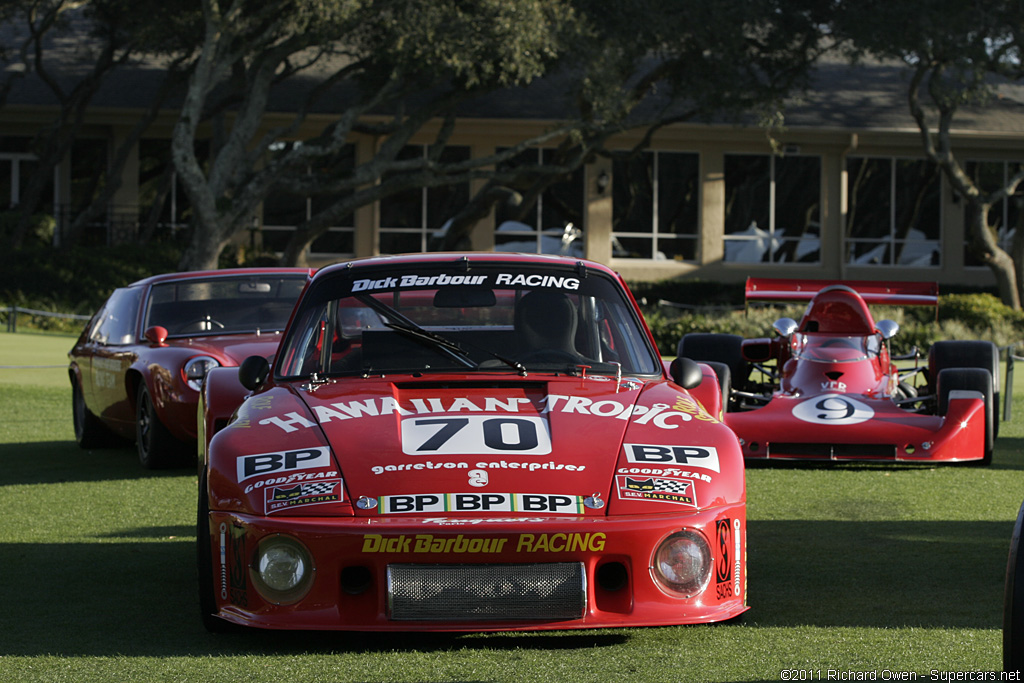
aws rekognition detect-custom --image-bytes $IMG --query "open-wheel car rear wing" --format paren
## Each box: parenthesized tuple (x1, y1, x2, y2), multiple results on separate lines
(745, 277, 939, 313)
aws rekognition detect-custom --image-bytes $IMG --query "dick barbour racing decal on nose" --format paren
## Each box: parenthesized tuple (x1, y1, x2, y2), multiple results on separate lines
(256, 395, 708, 433)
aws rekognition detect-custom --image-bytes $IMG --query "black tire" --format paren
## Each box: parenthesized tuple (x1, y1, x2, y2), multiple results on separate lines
(1006, 498, 1024, 672)
(929, 340, 1000, 438)
(678, 333, 748, 394)
(197, 473, 236, 633)
(71, 377, 119, 449)
(136, 383, 186, 469)
(937, 367, 994, 465)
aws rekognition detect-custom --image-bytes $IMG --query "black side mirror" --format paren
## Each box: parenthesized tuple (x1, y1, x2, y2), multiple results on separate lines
(669, 357, 703, 389)
(238, 355, 270, 391)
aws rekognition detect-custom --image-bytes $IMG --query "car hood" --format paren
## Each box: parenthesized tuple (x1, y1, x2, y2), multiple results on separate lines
(297, 376, 638, 505)
(210, 372, 743, 517)
(169, 333, 284, 366)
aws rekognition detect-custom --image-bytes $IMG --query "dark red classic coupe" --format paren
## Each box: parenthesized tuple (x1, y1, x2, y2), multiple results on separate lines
(69, 268, 312, 468)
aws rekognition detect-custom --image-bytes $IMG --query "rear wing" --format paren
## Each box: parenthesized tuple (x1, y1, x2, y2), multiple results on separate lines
(745, 277, 938, 308)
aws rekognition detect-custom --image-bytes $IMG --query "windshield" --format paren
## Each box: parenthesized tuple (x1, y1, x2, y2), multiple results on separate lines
(794, 333, 880, 363)
(275, 263, 661, 378)
(143, 274, 307, 337)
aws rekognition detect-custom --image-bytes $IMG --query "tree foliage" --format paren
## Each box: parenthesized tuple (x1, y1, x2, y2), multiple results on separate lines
(0, 0, 829, 269)
(171, 0, 829, 269)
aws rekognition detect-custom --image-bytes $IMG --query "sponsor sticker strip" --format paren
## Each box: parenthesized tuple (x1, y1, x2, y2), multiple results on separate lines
(379, 492, 584, 515)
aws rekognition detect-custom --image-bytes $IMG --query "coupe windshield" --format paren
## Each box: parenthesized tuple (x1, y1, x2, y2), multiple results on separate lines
(276, 264, 661, 378)
(143, 274, 307, 336)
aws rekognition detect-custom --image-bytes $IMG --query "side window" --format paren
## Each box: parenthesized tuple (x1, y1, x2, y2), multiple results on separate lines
(89, 288, 143, 345)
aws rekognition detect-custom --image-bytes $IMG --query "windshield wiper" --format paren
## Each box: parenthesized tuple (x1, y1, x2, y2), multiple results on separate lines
(356, 293, 528, 375)
(382, 321, 477, 369)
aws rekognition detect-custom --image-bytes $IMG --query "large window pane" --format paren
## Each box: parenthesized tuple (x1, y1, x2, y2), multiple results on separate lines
(261, 143, 355, 257)
(494, 147, 585, 256)
(894, 159, 941, 265)
(612, 151, 699, 261)
(379, 145, 471, 254)
(724, 154, 819, 263)
(379, 146, 424, 230)
(846, 156, 940, 266)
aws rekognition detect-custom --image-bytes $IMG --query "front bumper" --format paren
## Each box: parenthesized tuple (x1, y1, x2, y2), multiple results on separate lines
(205, 506, 747, 631)
(727, 393, 987, 463)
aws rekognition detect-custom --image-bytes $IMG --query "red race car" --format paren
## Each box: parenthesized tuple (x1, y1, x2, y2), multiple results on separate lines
(197, 253, 747, 632)
(68, 268, 313, 468)
(680, 278, 998, 465)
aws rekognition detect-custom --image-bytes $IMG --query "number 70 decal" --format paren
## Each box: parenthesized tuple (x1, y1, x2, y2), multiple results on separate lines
(400, 415, 553, 455)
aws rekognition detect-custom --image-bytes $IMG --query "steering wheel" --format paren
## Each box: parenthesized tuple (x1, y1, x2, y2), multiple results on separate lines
(517, 349, 581, 365)
(181, 317, 225, 333)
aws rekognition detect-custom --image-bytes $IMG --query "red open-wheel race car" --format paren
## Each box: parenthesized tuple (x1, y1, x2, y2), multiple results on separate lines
(679, 278, 999, 465)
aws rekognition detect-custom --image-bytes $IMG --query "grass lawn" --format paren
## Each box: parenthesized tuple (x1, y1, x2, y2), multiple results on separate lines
(0, 331, 1020, 682)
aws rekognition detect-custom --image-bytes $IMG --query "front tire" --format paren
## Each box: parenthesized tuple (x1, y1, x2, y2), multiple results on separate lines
(929, 340, 1000, 438)
(136, 384, 185, 469)
(937, 367, 994, 465)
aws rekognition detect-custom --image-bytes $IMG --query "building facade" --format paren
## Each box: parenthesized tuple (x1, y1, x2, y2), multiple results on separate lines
(3, 56, 1024, 288)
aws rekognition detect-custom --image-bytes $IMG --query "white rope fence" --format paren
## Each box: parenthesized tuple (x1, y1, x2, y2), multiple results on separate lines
(4, 305, 90, 333)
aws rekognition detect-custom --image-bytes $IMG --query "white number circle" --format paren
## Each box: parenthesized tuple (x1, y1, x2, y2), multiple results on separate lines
(791, 393, 874, 425)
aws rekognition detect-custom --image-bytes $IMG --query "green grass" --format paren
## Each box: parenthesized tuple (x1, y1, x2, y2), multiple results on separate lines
(1, 331, 1021, 681)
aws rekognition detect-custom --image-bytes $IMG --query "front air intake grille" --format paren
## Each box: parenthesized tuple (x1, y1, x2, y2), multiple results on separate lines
(386, 563, 586, 621)
(769, 443, 897, 459)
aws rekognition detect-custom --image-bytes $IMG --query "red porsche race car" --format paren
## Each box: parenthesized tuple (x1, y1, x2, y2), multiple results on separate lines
(197, 253, 747, 632)
(68, 268, 312, 468)
(679, 278, 999, 465)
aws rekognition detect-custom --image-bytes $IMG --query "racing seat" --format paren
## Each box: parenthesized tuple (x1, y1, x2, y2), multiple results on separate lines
(799, 285, 877, 335)
(514, 290, 579, 358)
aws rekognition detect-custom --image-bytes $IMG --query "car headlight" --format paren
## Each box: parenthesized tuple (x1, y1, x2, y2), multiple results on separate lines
(651, 530, 712, 597)
(250, 535, 315, 604)
(183, 356, 220, 391)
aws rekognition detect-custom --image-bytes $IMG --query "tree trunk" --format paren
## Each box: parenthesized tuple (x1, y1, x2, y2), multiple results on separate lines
(177, 223, 229, 271)
(966, 198, 1020, 309)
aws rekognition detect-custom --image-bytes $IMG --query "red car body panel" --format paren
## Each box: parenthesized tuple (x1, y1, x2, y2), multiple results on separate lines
(199, 253, 747, 631)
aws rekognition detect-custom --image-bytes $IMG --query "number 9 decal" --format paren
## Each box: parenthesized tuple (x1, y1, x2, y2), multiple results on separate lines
(791, 393, 874, 425)
(400, 415, 553, 455)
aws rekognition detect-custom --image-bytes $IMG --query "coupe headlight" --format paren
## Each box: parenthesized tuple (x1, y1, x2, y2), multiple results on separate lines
(651, 530, 712, 597)
(183, 356, 220, 391)
(250, 535, 315, 604)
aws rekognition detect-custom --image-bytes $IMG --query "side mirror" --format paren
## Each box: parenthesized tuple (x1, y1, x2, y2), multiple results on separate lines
(669, 357, 703, 389)
(238, 355, 270, 392)
(772, 317, 798, 337)
(741, 338, 774, 363)
(143, 325, 168, 346)
(876, 319, 899, 340)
